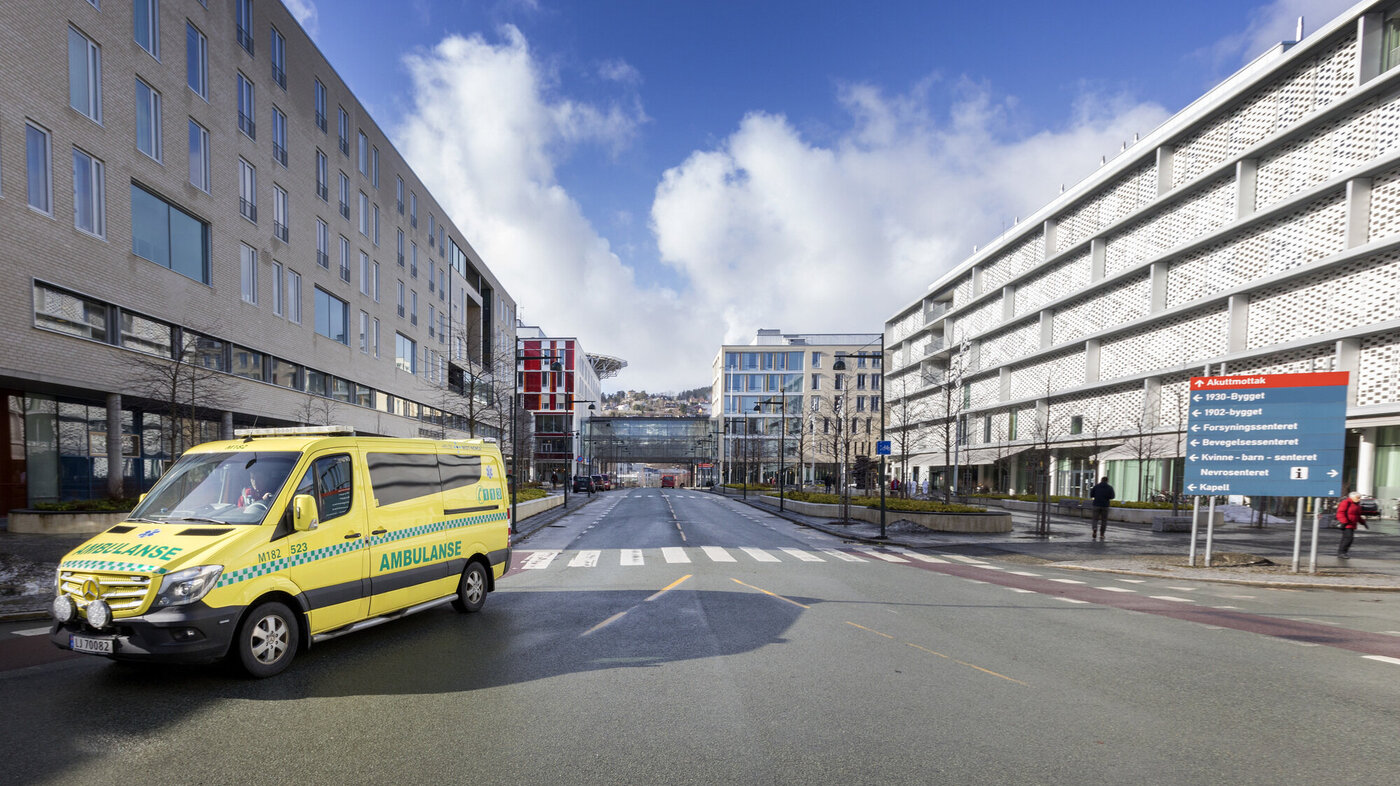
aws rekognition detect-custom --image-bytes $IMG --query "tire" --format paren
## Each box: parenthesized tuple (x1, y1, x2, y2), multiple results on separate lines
(235, 601, 299, 678)
(452, 561, 489, 613)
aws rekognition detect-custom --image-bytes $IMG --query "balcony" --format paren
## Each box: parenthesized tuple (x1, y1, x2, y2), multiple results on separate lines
(236, 26, 254, 56)
(410, 215, 417, 229)
(274, 144, 287, 167)
(274, 222, 289, 243)
(338, 137, 349, 157)
(339, 201, 350, 220)
(238, 112, 256, 140)
(397, 200, 404, 215)
(317, 250, 329, 268)
(272, 64, 286, 90)
(316, 183, 328, 202)
(397, 253, 404, 267)
(315, 111, 326, 133)
(397, 305, 405, 318)
(410, 314, 418, 326)
(339, 265, 350, 283)
(239, 199, 257, 223)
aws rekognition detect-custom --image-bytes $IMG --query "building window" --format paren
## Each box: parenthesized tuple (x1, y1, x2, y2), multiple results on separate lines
(235, 0, 254, 55)
(339, 235, 350, 282)
(871, 396, 880, 412)
(1070, 415, 1084, 435)
(315, 150, 328, 201)
(272, 260, 284, 316)
(373, 204, 380, 246)
(397, 229, 405, 266)
(410, 242, 418, 277)
(238, 157, 257, 222)
(314, 78, 327, 132)
(409, 191, 417, 226)
(428, 304, 435, 336)
(240, 243, 258, 304)
(359, 191, 369, 235)
(1008, 410, 1018, 441)
(272, 106, 288, 166)
(428, 214, 435, 245)
(373, 261, 380, 301)
(26, 122, 52, 214)
(338, 171, 349, 219)
(337, 106, 349, 156)
(72, 147, 105, 237)
(188, 119, 210, 191)
(315, 288, 349, 344)
(358, 131, 368, 174)
(359, 252, 371, 296)
(438, 227, 445, 257)
(811, 374, 820, 391)
(35, 284, 109, 342)
(273, 184, 289, 242)
(69, 26, 102, 123)
(359, 310, 369, 353)
(856, 374, 867, 390)
(834, 374, 844, 390)
(410, 290, 418, 325)
(397, 280, 405, 317)
(134, 0, 159, 59)
(316, 219, 329, 268)
(373, 318, 380, 357)
(371, 147, 379, 187)
(135, 78, 162, 161)
(270, 25, 286, 89)
(396, 333, 416, 373)
(286, 268, 302, 323)
(237, 72, 255, 139)
(186, 22, 208, 99)
(428, 260, 436, 292)
(396, 176, 404, 214)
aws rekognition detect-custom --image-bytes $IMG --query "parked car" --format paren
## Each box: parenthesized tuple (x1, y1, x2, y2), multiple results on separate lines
(591, 474, 606, 491)
(1359, 495, 1381, 517)
(598, 474, 613, 491)
(660, 475, 676, 488)
(572, 474, 594, 493)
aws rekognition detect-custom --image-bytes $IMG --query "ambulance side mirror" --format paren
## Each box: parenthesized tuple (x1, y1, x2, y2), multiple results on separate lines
(138, 493, 147, 503)
(293, 494, 319, 532)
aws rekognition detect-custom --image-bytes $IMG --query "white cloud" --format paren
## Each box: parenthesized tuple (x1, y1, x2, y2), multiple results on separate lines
(394, 26, 1175, 392)
(1206, 0, 1357, 68)
(282, 0, 318, 36)
(396, 27, 693, 391)
(598, 58, 641, 85)
(651, 80, 1171, 351)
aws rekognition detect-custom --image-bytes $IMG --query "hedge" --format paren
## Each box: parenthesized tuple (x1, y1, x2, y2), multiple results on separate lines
(769, 490, 986, 514)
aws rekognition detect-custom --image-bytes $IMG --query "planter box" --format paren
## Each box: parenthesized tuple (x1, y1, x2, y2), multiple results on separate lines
(8, 509, 132, 535)
(757, 495, 1012, 533)
(515, 494, 565, 521)
(980, 498, 1223, 527)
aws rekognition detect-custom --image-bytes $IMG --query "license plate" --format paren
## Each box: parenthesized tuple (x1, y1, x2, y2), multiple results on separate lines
(71, 635, 115, 655)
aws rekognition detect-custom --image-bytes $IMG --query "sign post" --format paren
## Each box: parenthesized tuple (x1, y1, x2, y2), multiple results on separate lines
(1184, 372, 1347, 571)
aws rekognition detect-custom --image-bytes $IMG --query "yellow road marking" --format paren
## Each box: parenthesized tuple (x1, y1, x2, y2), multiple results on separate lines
(845, 621, 895, 639)
(906, 643, 1028, 686)
(582, 575, 693, 637)
(730, 578, 810, 608)
(646, 574, 692, 601)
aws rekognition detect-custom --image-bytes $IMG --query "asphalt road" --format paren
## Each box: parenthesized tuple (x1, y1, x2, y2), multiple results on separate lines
(3, 488, 1399, 784)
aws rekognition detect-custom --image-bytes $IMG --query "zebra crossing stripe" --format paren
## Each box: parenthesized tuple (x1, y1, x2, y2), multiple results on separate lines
(741, 547, 780, 563)
(702, 546, 736, 562)
(780, 547, 824, 562)
(662, 547, 691, 564)
(621, 549, 645, 566)
(568, 550, 600, 568)
(941, 554, 987, 564)
(522, 550, 561, 569)
(857, 548, 909, 563)
(888, 548, 948, 563)
(820, 548, 865, 562)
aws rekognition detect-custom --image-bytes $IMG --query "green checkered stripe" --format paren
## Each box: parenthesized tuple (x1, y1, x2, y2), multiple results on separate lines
(60, 559, 170, 575)
(216, 510, 507, 589)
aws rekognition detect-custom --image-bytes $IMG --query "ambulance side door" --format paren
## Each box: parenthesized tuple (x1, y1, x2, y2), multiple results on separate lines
(284, 451, 370, 633)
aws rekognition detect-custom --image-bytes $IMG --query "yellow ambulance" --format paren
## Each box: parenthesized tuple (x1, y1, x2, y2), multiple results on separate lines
(49, 427, 511, 677)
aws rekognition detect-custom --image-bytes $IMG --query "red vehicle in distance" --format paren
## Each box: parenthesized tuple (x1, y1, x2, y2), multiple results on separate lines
(660, 476, 676, 488)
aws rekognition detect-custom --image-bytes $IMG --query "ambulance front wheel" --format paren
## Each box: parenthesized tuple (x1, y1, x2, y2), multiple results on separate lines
(452, 561, 488, 613)
(235, 600, 299, 678)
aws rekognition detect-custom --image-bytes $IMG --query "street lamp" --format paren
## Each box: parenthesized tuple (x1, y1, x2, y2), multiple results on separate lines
(833, 335, 887, 538)
(565, 397, 597, 505)
(755, 396, 788, 512)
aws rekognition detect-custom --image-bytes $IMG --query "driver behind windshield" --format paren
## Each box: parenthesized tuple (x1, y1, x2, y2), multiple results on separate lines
(239, 468, 274, 507)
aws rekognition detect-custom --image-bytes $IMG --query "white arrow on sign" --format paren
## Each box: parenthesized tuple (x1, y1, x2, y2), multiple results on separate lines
(1192, 394, 1202, 402)
(1188, 454, 1198, 461)
(1328, 469, 1339, 477)
(1190, 424, 1199, 432)
(1191, 409, 1200, 417)
(1189, 439, 1199, 447)
(1187, 484, 1197, 491)
(1193, 380, 1205, 388)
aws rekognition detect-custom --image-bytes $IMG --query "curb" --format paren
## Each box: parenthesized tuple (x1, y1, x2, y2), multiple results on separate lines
(0, 610, 50, 623)
(1051, 562, 1400, 591)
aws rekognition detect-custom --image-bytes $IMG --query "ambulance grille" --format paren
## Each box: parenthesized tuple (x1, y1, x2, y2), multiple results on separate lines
(58, 570, 154, 614)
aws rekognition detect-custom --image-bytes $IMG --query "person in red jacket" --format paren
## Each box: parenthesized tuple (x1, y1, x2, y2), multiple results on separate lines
(1336, 490, 1369, 558)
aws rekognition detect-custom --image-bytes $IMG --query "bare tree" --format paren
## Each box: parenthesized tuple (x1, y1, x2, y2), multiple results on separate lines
(292, 394, 341, 428)
(1025, 381, 1068, 539)
(1122, 404, 1165, 503)
(130, 330, 242, 459)
(884, 373, 933, 497)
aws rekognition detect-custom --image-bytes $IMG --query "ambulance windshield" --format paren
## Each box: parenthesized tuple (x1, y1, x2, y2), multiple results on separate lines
(131, 451, 300, 525)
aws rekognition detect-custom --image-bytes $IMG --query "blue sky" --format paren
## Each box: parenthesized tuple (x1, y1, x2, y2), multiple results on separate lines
(284, 0, 1358, 392)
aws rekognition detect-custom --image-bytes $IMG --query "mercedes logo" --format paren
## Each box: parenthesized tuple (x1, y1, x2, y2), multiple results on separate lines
(81, 579, 100, 601)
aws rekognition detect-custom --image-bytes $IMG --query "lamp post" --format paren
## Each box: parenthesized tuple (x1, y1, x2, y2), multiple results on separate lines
(833, 335, 887, 538)
(755, 396, 788, 511)
(565, 397, 597, 504)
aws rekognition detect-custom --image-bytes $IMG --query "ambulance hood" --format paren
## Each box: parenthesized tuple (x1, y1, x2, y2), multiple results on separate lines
(59, 521, 258, 577)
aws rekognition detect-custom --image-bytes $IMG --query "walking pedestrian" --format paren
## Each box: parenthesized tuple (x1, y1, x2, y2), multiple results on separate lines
(1336, 490, 1369, 558)
(550, 471, 559, 489)
(1089, 476, 1114, 540)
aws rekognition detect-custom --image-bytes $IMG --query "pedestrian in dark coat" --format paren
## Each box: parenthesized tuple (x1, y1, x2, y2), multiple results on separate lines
(1336, 491, 1369, 558)
(1089, 476, 1115, 540)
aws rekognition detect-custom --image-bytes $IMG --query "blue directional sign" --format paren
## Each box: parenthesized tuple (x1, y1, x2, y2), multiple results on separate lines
(876, 440, 891, 456)
(1184, 372, 1348, 498)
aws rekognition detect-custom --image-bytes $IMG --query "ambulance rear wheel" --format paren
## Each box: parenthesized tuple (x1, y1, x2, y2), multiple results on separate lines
(235, 601, 299, 678)
(452, 561, 488, 613)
